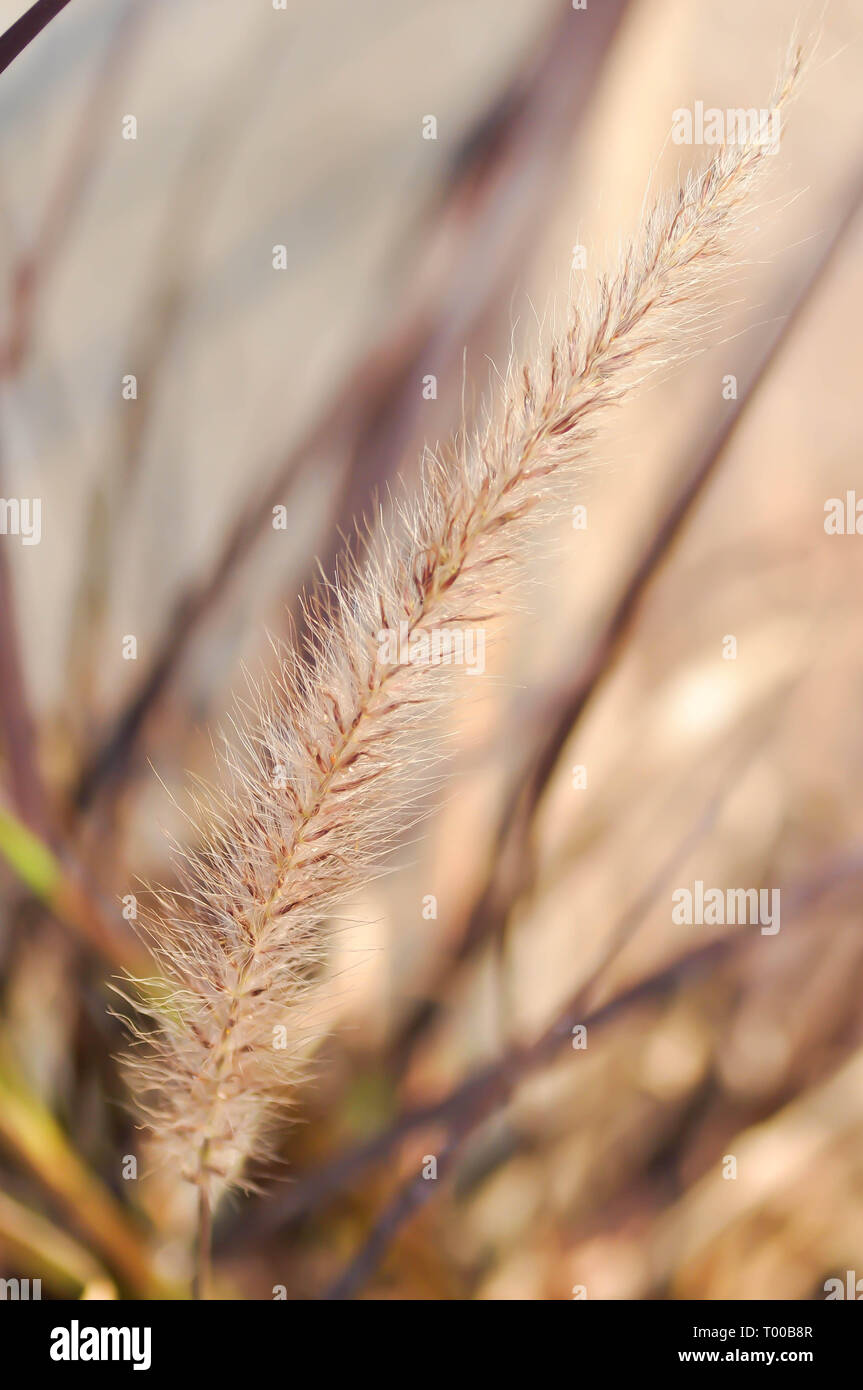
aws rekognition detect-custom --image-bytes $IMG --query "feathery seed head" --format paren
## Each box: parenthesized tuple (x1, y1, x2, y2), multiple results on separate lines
(123, 54, 800, 1209)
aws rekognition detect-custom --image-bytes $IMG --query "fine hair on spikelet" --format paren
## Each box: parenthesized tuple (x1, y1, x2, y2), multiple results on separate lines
(121, 54, 800, 1226)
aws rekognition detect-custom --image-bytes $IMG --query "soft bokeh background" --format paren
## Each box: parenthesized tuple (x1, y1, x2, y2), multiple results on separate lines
(0, 0, 862, 1299)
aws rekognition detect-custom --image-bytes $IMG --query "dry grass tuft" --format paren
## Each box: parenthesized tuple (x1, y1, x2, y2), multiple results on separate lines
(121, 54, 801, 1236)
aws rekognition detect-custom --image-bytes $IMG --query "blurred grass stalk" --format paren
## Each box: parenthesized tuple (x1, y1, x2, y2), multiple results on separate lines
(0, 1050, 181, 1298)
(0, 805, 147, 975)
(0, 1186, 116, 1299)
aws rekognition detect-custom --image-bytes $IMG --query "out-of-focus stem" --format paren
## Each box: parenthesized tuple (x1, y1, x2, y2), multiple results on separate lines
(0, 1054, 180, 1298)
(0, 805, 148, 975)
(193, 1187, 212, 1300)
(0, 1186, 114, 1298)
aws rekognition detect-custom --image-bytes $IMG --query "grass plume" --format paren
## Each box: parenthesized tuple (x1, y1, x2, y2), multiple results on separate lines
(122, 55, 800, 1226)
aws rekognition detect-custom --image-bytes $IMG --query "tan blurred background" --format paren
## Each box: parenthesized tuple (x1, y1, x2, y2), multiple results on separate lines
(1, 0, 862, 1300)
